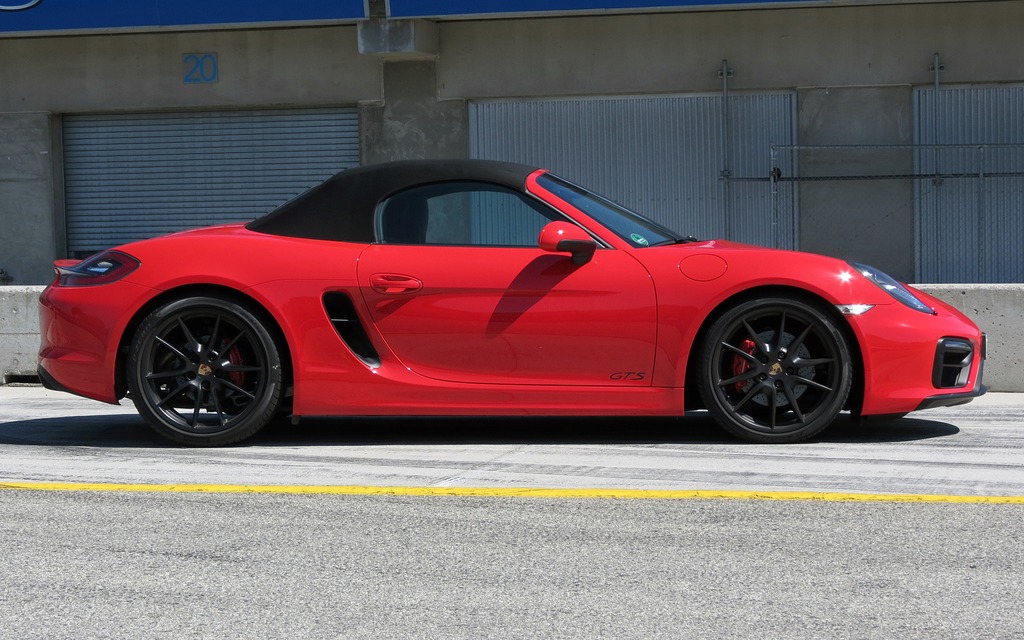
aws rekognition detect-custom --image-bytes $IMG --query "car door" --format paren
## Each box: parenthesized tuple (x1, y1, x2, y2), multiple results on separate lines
(356, 181, 657, 387)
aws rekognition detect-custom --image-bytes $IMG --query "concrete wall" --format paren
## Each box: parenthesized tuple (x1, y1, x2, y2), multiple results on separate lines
(0, 113, 59, 285)
(5, 284, 1020, 392)
(0, 26, 380, 113)
(435, 1, 1023, 98)
(433, 1, 1021, 284)
(0, 26, 383, 283)
(0, 287, 42, 381)
(1, 1, 1022, 286)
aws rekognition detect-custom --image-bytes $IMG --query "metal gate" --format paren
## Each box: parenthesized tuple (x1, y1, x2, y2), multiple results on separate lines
(63, 107, 360, 256)
(470, 92, 796, 249)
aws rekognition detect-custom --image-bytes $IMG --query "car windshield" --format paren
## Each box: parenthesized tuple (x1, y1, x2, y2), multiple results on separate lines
(535, 173, 690, 248)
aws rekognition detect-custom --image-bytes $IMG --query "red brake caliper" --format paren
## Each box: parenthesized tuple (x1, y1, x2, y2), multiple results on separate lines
(731, 339, 758, 393)
(226, 345, 245, 387)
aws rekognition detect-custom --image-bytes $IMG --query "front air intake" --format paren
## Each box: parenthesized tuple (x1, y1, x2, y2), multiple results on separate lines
(932, 337, 974, 389)
(322, 292, 381, 368)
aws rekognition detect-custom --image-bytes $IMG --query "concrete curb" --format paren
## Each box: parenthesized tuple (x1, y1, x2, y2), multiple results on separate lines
(3, 284, 1021, 391)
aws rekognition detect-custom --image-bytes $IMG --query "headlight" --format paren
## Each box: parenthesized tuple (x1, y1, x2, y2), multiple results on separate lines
(849, 262, 935, 314)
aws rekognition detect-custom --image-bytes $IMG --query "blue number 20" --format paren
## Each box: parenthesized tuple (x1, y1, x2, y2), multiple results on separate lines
(183, 53, 218, 84)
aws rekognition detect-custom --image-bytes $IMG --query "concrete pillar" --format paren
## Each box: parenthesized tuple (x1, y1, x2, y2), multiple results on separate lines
(0, 113, 59, 285)
(360, 60, 468, 164)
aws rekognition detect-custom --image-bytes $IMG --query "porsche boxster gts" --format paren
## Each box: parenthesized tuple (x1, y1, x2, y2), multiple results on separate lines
(38, 160, 986, 446)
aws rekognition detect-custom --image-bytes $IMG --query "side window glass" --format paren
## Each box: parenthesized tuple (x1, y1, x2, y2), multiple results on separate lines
(378, 182, 561, 246)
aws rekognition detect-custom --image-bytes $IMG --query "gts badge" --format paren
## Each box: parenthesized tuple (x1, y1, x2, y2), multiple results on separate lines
(610, 371, 646, 381)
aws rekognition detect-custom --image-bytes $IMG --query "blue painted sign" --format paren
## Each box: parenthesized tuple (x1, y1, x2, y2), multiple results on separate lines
(0, 0, 367, 35)
(183, 53, 218, 84)
(388, 0, 820, 19)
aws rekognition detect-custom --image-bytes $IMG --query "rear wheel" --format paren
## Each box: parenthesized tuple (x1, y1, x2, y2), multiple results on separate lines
(697, 297, 852, 443)
(127, 296, 283, 446)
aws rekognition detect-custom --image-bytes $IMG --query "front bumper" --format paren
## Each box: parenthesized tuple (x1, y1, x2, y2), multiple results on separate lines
(849, 297, 986, 417)
(916, 335, 987, 410)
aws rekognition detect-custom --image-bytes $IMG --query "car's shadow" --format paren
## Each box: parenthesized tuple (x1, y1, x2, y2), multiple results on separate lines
(0, 412, 960, 449)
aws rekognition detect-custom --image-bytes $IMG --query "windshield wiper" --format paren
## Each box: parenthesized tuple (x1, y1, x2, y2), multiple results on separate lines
(650, 235, 700, 247)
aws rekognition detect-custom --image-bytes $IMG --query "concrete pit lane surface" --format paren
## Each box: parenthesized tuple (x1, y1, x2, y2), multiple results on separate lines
(1, 385, 1022, 639)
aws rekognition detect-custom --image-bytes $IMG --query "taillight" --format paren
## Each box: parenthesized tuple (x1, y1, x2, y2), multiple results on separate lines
(54, 250, 140, 287)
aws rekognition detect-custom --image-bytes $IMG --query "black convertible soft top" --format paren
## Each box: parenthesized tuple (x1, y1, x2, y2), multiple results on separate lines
(246, 159, 538, 243)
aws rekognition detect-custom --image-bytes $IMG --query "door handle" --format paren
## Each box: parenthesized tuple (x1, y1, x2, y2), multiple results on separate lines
(370, 273, 423, 294)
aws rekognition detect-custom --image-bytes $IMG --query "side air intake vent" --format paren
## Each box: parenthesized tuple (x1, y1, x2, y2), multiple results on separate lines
(933, 337, 973, 389)
(322, 292, 381, 368)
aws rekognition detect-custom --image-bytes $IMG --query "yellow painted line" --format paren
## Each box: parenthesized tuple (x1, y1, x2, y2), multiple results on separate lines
(1, 481, 1023, 503)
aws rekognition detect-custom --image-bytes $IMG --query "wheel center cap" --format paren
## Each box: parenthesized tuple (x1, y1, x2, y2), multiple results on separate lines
(197, 363, 213, 377)
(768, 362, 783, 377)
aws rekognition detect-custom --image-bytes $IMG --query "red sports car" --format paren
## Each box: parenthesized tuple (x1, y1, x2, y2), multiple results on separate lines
(38, 160, 986, 446)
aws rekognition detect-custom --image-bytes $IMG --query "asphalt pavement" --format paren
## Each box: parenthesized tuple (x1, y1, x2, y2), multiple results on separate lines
(1, 384, 1022, 639)
(0, 384, 1022, 496)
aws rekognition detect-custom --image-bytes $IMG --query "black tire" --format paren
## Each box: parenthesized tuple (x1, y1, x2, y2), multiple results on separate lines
(697, 296, 852, 443)
(127, 296, 283, 446)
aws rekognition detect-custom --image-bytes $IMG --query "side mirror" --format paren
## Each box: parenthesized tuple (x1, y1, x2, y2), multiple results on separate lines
(538, 222, 597, 265)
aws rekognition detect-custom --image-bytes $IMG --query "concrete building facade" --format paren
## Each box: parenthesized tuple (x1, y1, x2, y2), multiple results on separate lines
(1, 0, 1022, 285)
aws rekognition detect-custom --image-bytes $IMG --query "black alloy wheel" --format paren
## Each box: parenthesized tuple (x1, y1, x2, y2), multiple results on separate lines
(127, 296, 283, 446)
(698, 297, 852, 443)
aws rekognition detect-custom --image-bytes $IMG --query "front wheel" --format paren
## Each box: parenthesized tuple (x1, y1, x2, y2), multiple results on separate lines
(127, 296, 283, 446)
(697, 297, 852, 443)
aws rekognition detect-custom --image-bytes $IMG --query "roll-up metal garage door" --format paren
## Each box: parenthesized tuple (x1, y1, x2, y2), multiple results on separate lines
(63, 107, 359, 256)
(470, 93, 795, 249)
(915, 85, 1024, 283)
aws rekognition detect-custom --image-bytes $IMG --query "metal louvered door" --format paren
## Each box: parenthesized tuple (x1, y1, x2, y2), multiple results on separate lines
(469, 94, 795, 249)
(62, 107, 359, 257)
(915, 86, 1024, 283)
